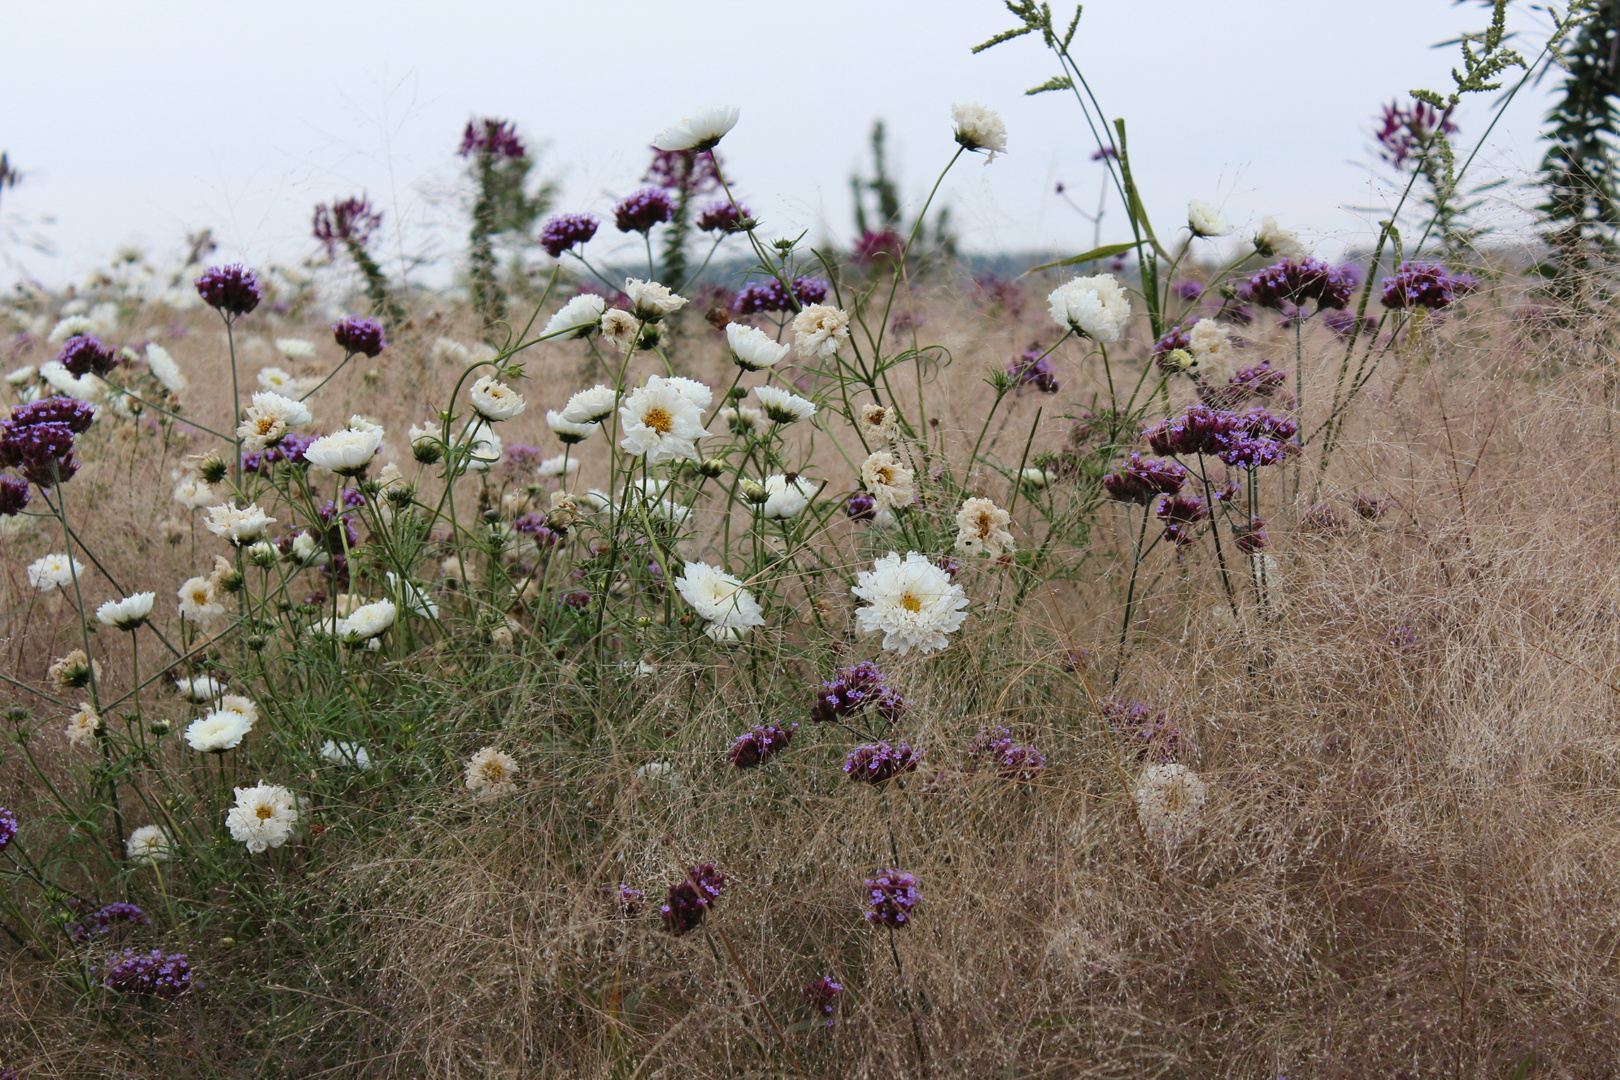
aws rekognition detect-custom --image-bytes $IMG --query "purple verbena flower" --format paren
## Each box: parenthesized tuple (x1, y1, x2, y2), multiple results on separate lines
(660, 862, 726, 936)
(1152, 325, 1193, 370)
(1197, 361, 1292, 410)
(57, 335, 119, 377)
(1144, 405, 1241, 458)
(612, 884, 644, 917)
(1242, 258, 1356, 312)
(812, 662, 908, 724)
(67, 902, 150, 942)
(101, 948, 194, 1001)
(312, 196, 383, 256)
(1323, 308, 1379, 340)
(0, 807, 16, 851)
(732, 277, 827, 314)
(1379, 261, 1477, 311)
(852, 229, 904, 266)
(1008, 345, 1060, 393)
(10, 396, 96, 433)
(804, 975, 844, 1025)
(696, 201, 750, 233)
(728, 722, 796, 768)
(1171, 279, 1204, 302)
(459, 118, 525, 160)
(864, 869, 920, 927)
(1376, 98, 1458, 170)
(539, 213, 600, 258)
(0, 420, 80, 486)
(0, 476, 30, 515)
(1156, 493, 1209, 547)
(1102, 454, 1188, 504)
(614, 188, 675, 234)
(194, 264, 263, 317)
(967, 727, 1048, 779)
(1101, 697, 1189, 762)
(845, 491, 876, 522)
(333, 316, 386, 358)
(843, 741, 921, 784)
(642, 148, 722, 195)
(1232, 516, 1270, 553)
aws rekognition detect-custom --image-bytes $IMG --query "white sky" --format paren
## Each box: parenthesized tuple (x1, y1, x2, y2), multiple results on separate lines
(0, 0, 1569, 288)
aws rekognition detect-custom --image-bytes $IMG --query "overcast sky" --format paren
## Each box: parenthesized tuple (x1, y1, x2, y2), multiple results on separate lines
(0, 0, 1570, 288)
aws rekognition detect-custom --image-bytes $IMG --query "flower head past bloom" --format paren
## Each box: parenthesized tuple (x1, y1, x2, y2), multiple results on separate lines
(954, 497, 1014, 557)
(852, 551, 969, 655)
(465, 746, 519, 797)
(660, 862, 727, 936)
(792, 304, 851, 360)
(225, 781, 298, 853)
(539, 212, 600, 258)
(844, 741, 922, 783)
(1379, 261, 1477, 311)
(333, 316, 386, 358)
(27, 553, 83, 592)
(652, 105, 740, 153)
(1132, 762, 1208, 843)
(728, 722, 796, 768)
(859, 450, 914, 513)
(469, 376, 526, 422)
(952, 102, 1007, 161)
(195, 264, 263, 317)
(864, 869, 920, 927)
(1102, 454, 1187, 505)
(126, 824, 175, 863)
(1047, 273, 1131, 343)
(1187, 199, 1232, 238)
(97, 591, 155, 630)
(65, 703, 101, 748)
(619, 375, 710, 464)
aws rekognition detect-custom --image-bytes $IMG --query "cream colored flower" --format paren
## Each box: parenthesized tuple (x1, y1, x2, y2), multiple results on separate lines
(236, 391, 312, 453)
(172, 475, 216, 509)
(173, 673, 226, 703)
(651, 104, 740, 152)
(469, 376, 526, 422)
(1187, 199, 1233, 238)
(320, 740, 372, 770)
(225, 780, 298, 852)
(619, 375, 710, 464)
(851, 551, 970, 656)
(726, 322, 789, 371)
(65, 703, 102, 748)
(1047, 273, 1131, 343)
(338, 599, 396, 643)
(599, 309, 641, 353)
(753, 385, 816, 424)
(144, 344, 186, 394)
(952, 102, 1007, 160)
(48, 649, 99, 690)
(1020, 467, 1056, 489)
(761, 474, 816, 519)
(465, 746, 520, 797)
(547, 410, 597, 445)
(97, 591, 155, 630)
(303, 428, 382, 475)
(624, 278, 688, 321)
(560, 384, 617, 425)
(542, 293, 607, 340)
(126, 824, 175, 863)
(27, 553, 83, 592)
(1186, 318, 1237, 382)
(1252, 215, 1306, 259)
(275, 337, 316, 361)
(177, 576, 226, 625)
(185, 709, 253, 752)
(860, 450, 915, 512)
(954, 497, 1015, 557)
(204, 503, 275, 544)
(1132, 763, 1208, 842)
(674, 561, 765, 630)
(858, 402, 900, 444)
(792, 304, 850, 360)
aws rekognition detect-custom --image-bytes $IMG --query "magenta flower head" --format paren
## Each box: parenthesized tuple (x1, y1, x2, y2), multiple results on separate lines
(313, 195, 383, 257)
(864, 869, 920, 928)
(0, 476, 30, 515)
(852, 229, 904, 266)
(459, 117, 525, 160)
(101, 948, 194, 1001)
(10, 396, 96, 434)
(332, 316, 386, 358)
(1156, 493, 1210, 546)
(57, 335, 120, 377)
(1008, 346, 1060, 393)
(1376, 98, 1458, 169)
(968, 727, 1048, 779)
(804, 976, 845, 1025)
(728, 722, 796, 768)
(660, 862, 726, 936)
(1323, 308, 1378, 340)
(614, 188, 675, 234)
(1379, 261, 1477, 311)
(812, 661, 907, 725)
(1100, 696, 1189, 762)
(843, 741, 921, 784)
(0, 806, 16, 851)
(696, 200, 750, 233)
(1144, 405, 1241, 458)
(1102, 454, 1188, 505)
(67, 902, 150, 942)
(845, 491, 877, 522)
(0, 420, 80, 487)
(194, 263, 262, 318)
(1232, 516, 1270, 553)
(1242, 258, 1355, 312)
(538, 213, 600, 258)
(1197, 361, 1291, 411)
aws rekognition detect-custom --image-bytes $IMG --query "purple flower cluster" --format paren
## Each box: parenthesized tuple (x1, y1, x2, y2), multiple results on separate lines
(1242, 258, 1356, 312)
(1008, 345, 1060, 393)
(1142, 404, 1298, 470)
(1379, 261, 1477, 311)
(313, 196, 383, 256)
(1152, 325, 1192, 369)
(194, 264, 263, 318)
(614, 188, 675, 234)
(1171, 279, 1205, 301)
(696, 200, 750, 233)
(1233, 516, 1270, 553)
(974, 274, 1026, 317)
(67, 902, 150, 942)
(1, 396, 96, 488)
(539, 213, 599, 258)
(728, 722, 796, 768)
(459, 118, 525, 160)
(0, 476, 29, 516)
(1323, 308, 1379, 340)
(0, 806, 16, 851)
(803, 975, 845, 1025)
(845, 491, 877, 522)
(101, 948, 194, 1001)
(843, 741, 922, 784)
(1376, 98, 1458, 170)
(852, 229, 904, 266)
(1155, 494, 1210, 547)
(1197, 361, 1291, 410)
(513, 513, 561, 545)
(1102, 454, 1188, 505)
(242, 431, 316, 473)
(333, 316, 386, 358)
(733, 276, 828, 314)
(1101, 697, 1189, 762)
(811, 662, 908, 725)
(660, 862, 726, 937)
(58, 335, 119, 377)
(864, 869, 920, 927)
(642, 148, 723, 196)
(611, 884, 644, 917)
(967, 727, 1048, 780)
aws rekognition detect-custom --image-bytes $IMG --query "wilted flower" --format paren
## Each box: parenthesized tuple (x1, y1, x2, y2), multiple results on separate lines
(101, 949, 194, 1001)
(319, 740, 372, 770)
(194, 264, 262, 317)
(96, 591, 154, 630)
(126, 824, 175, 863)
(660, 862, 727, 936)
(542, 293, 607, 340)
(1379, 261, 1477, 310)
(1187, 199, 1232, 238)
(27, 553, 83, 591)
(952, 102, 1007, 160)
(226, 780, 298, 852)
(954, 497, 1015, 557)
(858, 402, 900, 444)
(539, 212, 600, 258)
(863, 869, 920, 926)
(728, 722, 796, 767)
(1047, 273, 1131, 343)
(465, 746, 520, 797)
(859, 450, 915, 513)
(333, 316, 386, 358)
(614, 188, 675, 234)
(599, 309, 644, 354)
(1132, 763, 1208, 842)
(725, 322, 788, 371)
(48, 649, 99, 690)
(64, 703, 102, 748)
(1102, 454, 1188, 504)
(652, 105, 740, 152)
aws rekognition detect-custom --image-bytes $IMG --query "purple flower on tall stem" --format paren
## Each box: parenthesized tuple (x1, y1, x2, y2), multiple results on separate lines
(1102, 454, 1188, 505)
(1155, 494, 1209, 547)
(852, 229, 904, 266)
(1242, 258, 1356, 312)
(843, 741, 921, 783)
(804, 976, 845, 1025)
(1008, 345, 1060, 393)
(57, 335, 119, 377)
(1145, 405, 1241, 458)
(67, 902, 150, 942)
(1152, 325, 1193, 370)
(0, 807, 16, 851)
(193, 264, 263, 318)
(696, 200, 750, 233)
(1101, 697, 1189, 762)
(312, 196, 383, 257)
(332, 316, 386, 358)
(539, 213, 600, 258)
(728, 722, 796, 768)
(732, 276, 827, 314)
(0, 476, 30, 515)
(613, 188, 675, 234)
(643, 148, 722, 195)
(0, 421, 80, 486)
(812, 661, 907, 725)
(1322, 308, 1378, 340)
(9, 397, 96, 433)
(845, 491, 877, 522)
(459, 118, 525, 160)
(660, 862, 726, 937)
(101, 949, 194, 1001)
(1376, 98, 1458, 169)
(864, 869, 920, 927)
(1379, 261, 1477, 311)
(1232, 516, 1270, 553)
(1171, 279, 1204, 301)
(967, 727, 1048, 779)
(1197, 361, 1292, 410)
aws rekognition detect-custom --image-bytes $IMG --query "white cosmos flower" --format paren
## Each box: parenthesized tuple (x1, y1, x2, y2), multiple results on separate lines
(1252, 215, 1306, 259)
(1186, 318, 1237, 382)
(6, 364, 37, 385)
(726, 322, 789, 371)
(204, 503, 275, 544)
(469, 376, 526, 422)
(237, 391, 313, 452)
(185, 709, 253, 752)
(465, 746, 520, 797)
(96, 591, 155, 630)
(546, 410, 597, 445)
(705, 623, 750, 645)
(623, 278, 688, 321)
(27, 553, 84, 592)
(851, 551, 970, 656)
(1132, 763, 1208, 842)
(48, 315, 93, 344)
(651, 104, 740, 152)
(144, 344, 186, 394)
(288, 531, 327, 567)
(274, 337, 316, 361)
(1047, 273, 1131, 343)
(345, 414, 384, 438)
(126, 824, 175, 863)
(674, 561, 766, 630)
(542, 293, 607, 340)
(65, 703, 102, 748)
(560, 384, 618, 425)
(320, 740, 372, 770)
(599, 309, 641, 353)
(225, 780, 298, 853)
(255, 367, 305, 394)
(536, 453, 577, 478)
(860, 450, 915, 512)
(664, 376, 712, 409)
(40, 361, 103, 401)
(176, 577, 225, 625)
(1020, 467, 1056, 489)
(1187, 199, 1233, 238)
(217, 694, 258, 726)
(954, 497, 1015, 557)
(338, 599, 396, 643)
(753, 385, 816, 424)
(952, 102, 1008, 160)
(619, 375, 710, 464)
(386, 571, 440, 619)
(792, 304, 850, 360)
(761, 474, 816, 519)
(303, 428, 382, 475)
(462, 422, 502, 472)
(172, 476, 216, 509)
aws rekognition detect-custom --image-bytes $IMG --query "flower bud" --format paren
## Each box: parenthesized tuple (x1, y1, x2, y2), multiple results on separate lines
(148, 719, 172, 736)
(740, 480, 768, 504)
(412, 441, 444, 465)
(697, 458, 726, 478)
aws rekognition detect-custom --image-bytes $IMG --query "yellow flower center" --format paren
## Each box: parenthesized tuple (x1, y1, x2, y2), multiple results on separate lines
(485, 763, 506, 780)
(642, 407, 673, 435)
(974, 512, 993, 538)
(255, 418, 278, 435)
(256, 805, 275, 820)
(900, 593, 922, 613)
(875, 467, 894, 485)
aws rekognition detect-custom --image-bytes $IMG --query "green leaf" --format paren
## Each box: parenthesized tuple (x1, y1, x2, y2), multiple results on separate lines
(1025, 75, 1074, 96)
(1023, 241, 1144, 275)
